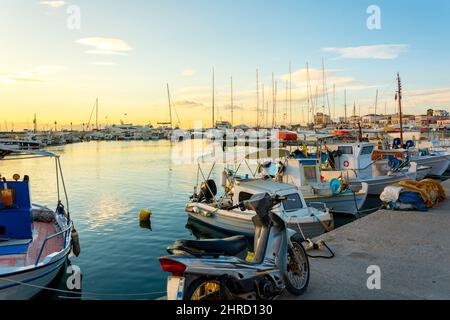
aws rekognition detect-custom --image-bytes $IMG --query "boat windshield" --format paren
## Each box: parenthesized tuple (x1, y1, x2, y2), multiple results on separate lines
(282, 193, 303, 212)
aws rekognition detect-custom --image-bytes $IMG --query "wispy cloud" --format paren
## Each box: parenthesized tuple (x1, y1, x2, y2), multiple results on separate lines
(76, 37, 132, 55)
(39, 1, 67, 8)
(0, 65, 66, 83)
(173, 100, 204, 108)
(322, 44, 408, 60)
(181, 69, 196, 77)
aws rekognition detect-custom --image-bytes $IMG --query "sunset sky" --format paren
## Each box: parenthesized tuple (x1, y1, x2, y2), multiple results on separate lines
(1, 0, 449, 130)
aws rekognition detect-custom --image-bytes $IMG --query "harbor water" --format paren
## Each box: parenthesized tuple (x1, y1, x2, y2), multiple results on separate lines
(0, 140, 388, 299)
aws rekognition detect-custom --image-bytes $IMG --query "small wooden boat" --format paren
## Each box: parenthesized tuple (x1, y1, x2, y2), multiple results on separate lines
(0, 148, 78, 300)
(186, 179, 334, 239)
(321, 142, 417, 195)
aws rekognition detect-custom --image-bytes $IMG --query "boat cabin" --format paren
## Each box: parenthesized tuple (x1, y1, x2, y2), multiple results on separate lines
(282, 158, 321, 188)
(324, 142, 376, 180)
(0, 177, 33, 256)
(232, 179, 307, 213)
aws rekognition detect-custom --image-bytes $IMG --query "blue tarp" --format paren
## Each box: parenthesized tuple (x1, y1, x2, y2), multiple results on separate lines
(398, 191, 427, 211)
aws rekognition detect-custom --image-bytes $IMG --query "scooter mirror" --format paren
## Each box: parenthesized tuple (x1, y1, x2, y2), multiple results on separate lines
(245, 193, 273, 219)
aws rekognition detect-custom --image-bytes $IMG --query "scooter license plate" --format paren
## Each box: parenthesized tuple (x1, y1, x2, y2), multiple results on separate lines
(167, 276, 185, 300)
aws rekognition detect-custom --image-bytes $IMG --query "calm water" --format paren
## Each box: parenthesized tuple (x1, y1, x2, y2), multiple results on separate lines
(1, 140, 381, 299)
(1, 140, 254, 299)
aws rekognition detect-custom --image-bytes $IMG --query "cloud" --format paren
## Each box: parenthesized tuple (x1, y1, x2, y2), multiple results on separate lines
(91, 62, 117, 66)
(76, 37, 132, 55)
(0, 65, 66, 83)
(181, 69, 196, 76)
(39, 1, 67, 8)
(173, 100, 204, 108)
(403, 87, 450, 106)
(322, 44, 408, 59)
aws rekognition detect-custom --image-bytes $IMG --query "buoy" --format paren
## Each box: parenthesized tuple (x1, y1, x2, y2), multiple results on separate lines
(71, 228, 81, 257)
(139, 209, 152, 222)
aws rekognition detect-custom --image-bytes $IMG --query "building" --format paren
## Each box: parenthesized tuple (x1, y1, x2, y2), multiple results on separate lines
(415, 114, 437, 126)
(361, 114, 384, 124)
(314, 113, 331, 125)
(433, 109, 449, 117)
(391, 114, 415, 125)
(348, 115, 361, 125)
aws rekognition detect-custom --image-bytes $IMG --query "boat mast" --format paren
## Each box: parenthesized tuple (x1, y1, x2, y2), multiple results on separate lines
(289, 62, 292, 126)
(212, 67, 215, 128)
(256, 69, 259, 128)
(261, 83, 265, 128)
(33, 114, 37, 133)
(333, 84, 336, 122)
(272, 72, 275, 128)
(166, 83, 173, 129)
(230, 76, 234, 127)
(96, 98, 98, 130)
(344, 89, 347, 124)
(396, 72, 404, 146)
(374, 89, 379, 115)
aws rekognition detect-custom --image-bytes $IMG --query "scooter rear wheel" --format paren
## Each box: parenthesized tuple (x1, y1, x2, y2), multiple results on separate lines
(184, 278, 223, 300)
(285, 234, 310, 295)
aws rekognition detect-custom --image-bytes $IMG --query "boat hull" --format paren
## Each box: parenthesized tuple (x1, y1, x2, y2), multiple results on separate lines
(410, 155, 450, 176)
(0, 254, 68, 300)
(186, 203, 333, 239)
(350, 171, 416, 195)
(305, 192, 367, 214)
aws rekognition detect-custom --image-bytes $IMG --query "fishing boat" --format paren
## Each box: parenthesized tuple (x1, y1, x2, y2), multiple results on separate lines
(185, 149, 334, 239)
(186, 179, 333, 239)
(320, 141, 417, 195)
(278, 158, 369, 215)
(0, 148, 79, 299)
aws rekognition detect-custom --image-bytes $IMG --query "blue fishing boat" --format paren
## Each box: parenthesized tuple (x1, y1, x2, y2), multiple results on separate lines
(0, 148, 79, 299)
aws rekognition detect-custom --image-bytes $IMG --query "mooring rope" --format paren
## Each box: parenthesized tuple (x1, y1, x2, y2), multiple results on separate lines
(0, 277, 166, 298)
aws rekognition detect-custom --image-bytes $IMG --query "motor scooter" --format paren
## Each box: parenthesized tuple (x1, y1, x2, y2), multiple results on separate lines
(159, 192, 310, 300)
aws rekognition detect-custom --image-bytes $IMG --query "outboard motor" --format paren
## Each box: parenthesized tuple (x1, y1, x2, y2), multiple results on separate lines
(198, 180, 217, 203)
(405, 140, 415, 149)
(392, 138, 402, 149)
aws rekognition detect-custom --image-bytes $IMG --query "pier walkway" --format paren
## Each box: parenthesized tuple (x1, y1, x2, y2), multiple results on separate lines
(283, 179, 450, 300)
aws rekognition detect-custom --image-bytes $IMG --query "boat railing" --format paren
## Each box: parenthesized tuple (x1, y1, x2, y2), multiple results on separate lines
(35, 220, 73, 266)
(307, 201, 328, 211)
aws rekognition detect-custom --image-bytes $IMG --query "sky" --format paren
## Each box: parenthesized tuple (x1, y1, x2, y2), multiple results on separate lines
(0, 0, 449, 130)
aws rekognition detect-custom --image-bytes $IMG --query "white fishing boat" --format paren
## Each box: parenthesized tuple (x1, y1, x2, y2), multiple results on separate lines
(185, 149, 334, 239)
(0, 148, 79, 300)
(279, 158, 369, 215)
(186, 179, 334, 239)
(320, 142, 417, 195)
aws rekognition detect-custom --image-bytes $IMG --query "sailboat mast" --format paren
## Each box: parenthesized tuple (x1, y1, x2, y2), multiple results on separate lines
(166, 84, 173, 128)
(272, 72, 275, 128)
(212, 68, 215, 128)
(230, 76, 234, 127)
(374, 89, 379, 115)
(289, 62, 292, 125)
(96, 98, 98, 130)
(397, 73, 404, 146)
(333, 84, 336, 122)
(344, 89, 347, 124)
(256, 69, 259, 128)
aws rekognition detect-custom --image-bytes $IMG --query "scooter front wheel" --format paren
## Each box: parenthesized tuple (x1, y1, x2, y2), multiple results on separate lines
(184, 278, 224, 300)
(285, 234, 310, 296)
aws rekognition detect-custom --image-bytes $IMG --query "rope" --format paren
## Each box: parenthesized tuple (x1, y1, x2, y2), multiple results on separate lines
(0, 277, 166, 298)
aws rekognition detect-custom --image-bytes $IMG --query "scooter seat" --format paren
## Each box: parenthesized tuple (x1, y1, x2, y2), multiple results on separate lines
(173, 235, 248, 257)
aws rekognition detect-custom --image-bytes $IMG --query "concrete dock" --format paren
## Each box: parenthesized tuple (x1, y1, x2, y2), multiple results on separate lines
(283, 179, 450, 300)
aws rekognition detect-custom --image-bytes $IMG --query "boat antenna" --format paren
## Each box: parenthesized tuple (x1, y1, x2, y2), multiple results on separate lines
(374, 89, 379, 115)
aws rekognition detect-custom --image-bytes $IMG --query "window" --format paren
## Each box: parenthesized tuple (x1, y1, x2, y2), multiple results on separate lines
(338, 146, 353, 155)
(303, 166, 318, 185)
(360, 146, 374, 155)
(238, 192, 253, 202)
(282, 193, 303, 212)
